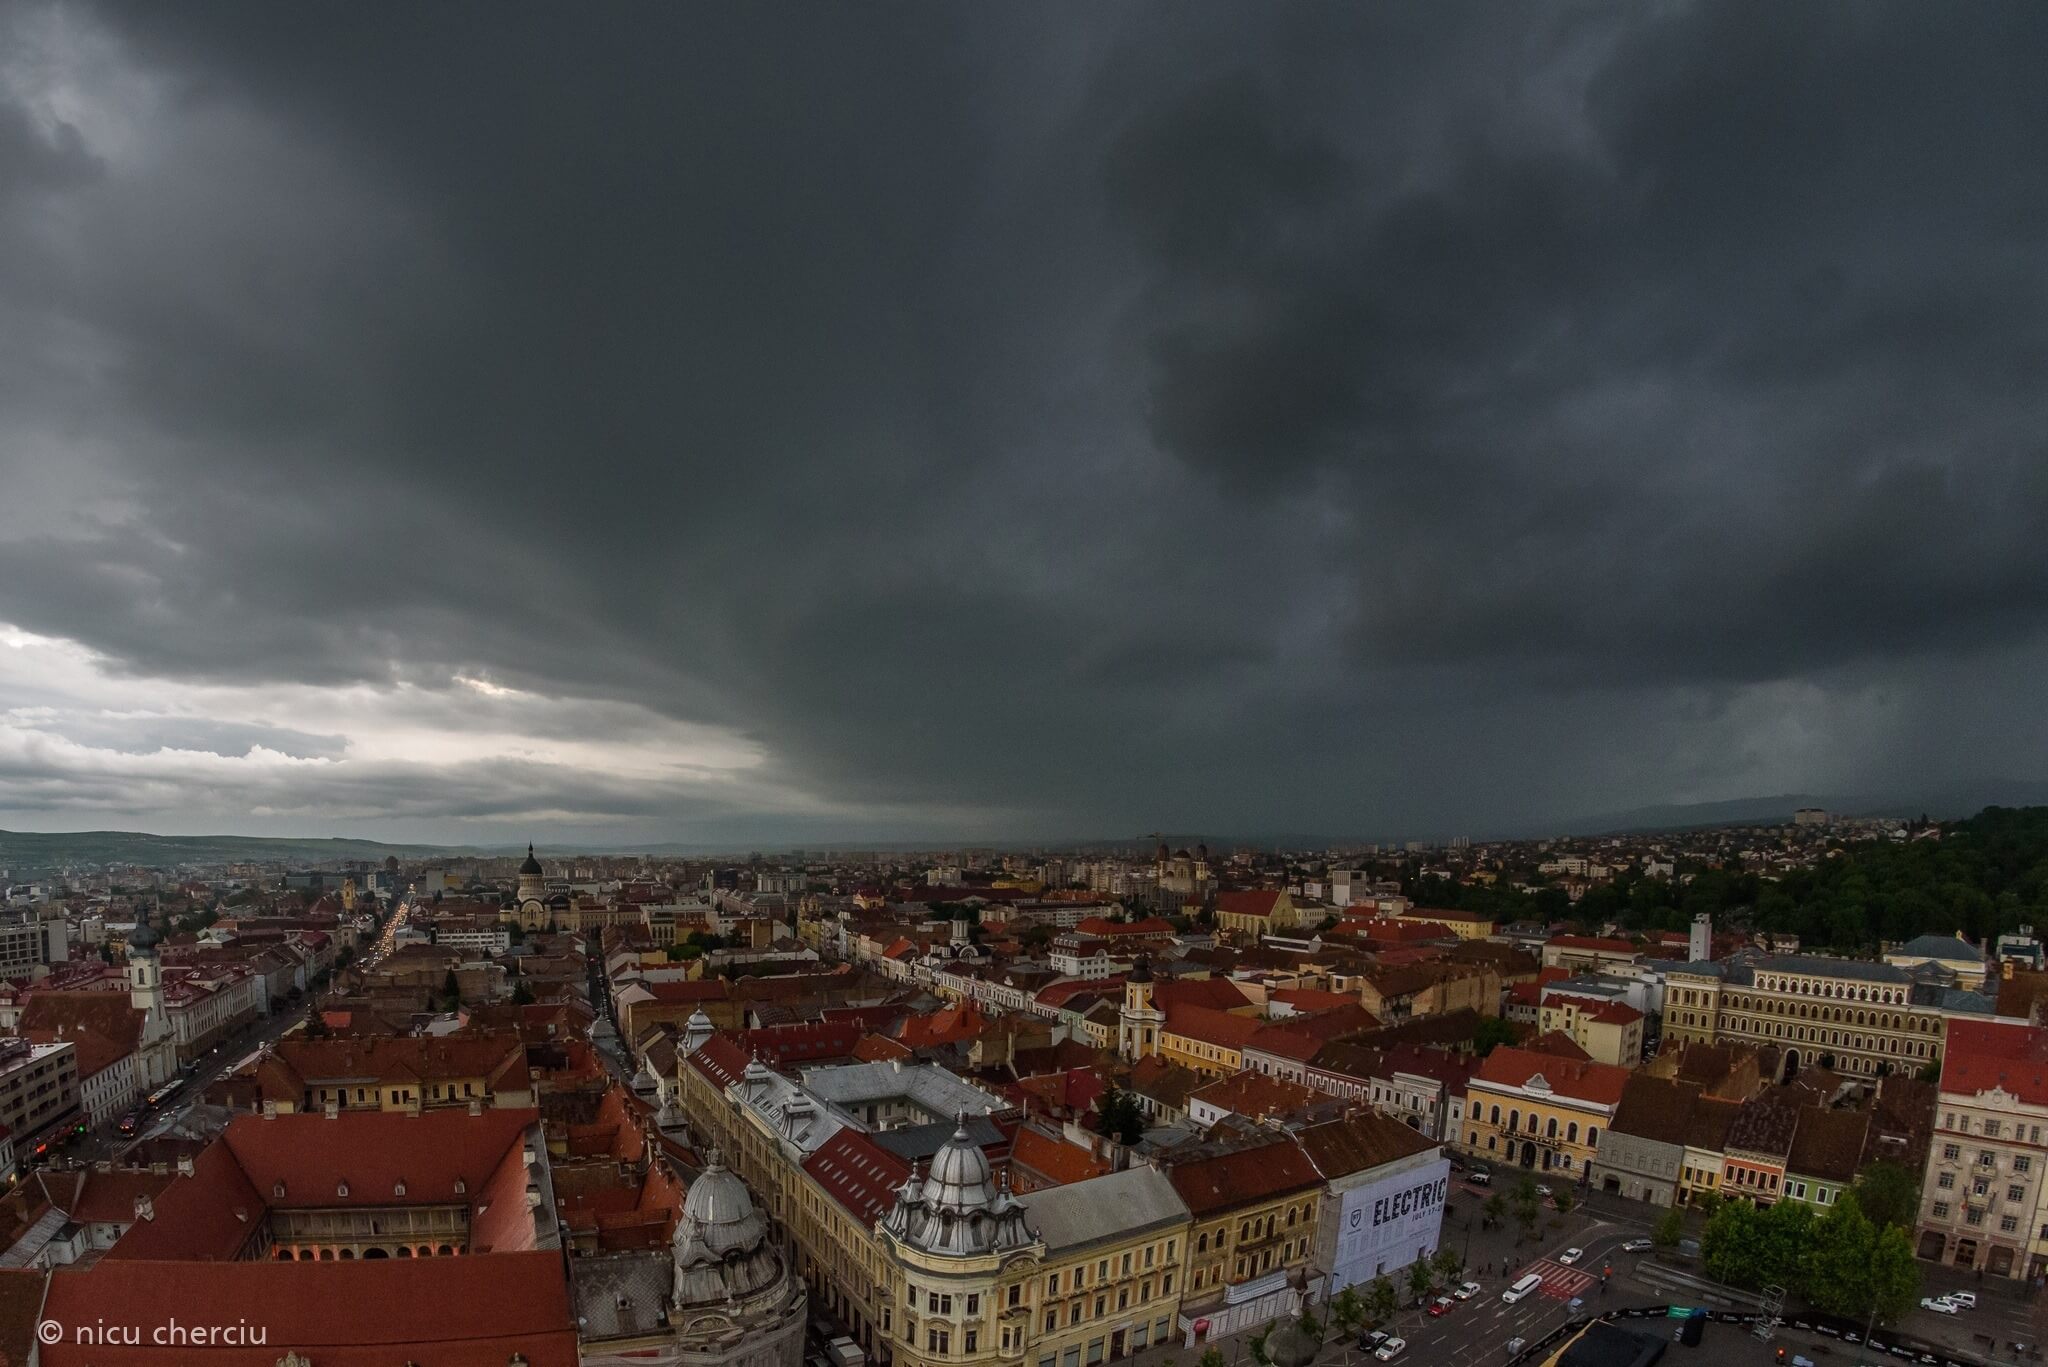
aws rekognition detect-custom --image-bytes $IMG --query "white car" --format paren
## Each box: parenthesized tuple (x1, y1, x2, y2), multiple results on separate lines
(1621, 1238, 1652, 1253)
(1375, 1338, 1407, 1362)
(1453, 1281, 1482, 1301)
(1536, 1185, 1554, 1198)
(1921, 1297, 1960, 1315)
(1559, 1248, 1585, 1265)
(1946, 1292, 1977, 1309)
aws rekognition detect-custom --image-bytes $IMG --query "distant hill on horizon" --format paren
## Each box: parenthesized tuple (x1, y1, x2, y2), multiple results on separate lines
(5, 779, 2047, 871)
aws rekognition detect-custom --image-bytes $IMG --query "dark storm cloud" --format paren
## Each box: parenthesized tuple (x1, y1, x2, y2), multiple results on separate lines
(0, 1, 2045, 842)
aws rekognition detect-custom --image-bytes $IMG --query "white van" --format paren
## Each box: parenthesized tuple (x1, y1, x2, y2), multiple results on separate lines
(1502, 1274, 1543, 1304)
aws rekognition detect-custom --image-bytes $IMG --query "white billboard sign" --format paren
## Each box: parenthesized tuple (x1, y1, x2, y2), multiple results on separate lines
(1329, 1156, 1452, 1293)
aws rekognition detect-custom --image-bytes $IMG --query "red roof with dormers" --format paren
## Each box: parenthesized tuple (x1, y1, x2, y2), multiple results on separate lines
(802, 1128, 911, 1228)
(1942, 1018, 2048, 1106)
(1010, 1126, 1112, 1187)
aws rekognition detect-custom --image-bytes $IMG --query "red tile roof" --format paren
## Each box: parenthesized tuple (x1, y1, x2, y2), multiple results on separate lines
(802, 1128, 911, 1228)
(1165, 1137, 1322, 1214)
(1215, 890, 1284, 920)
(1188, 1070, 1318, 1121)
(1154, 978, 1254, 1012)
(1074, 917, 1177, 938)
(686, 1034, 751, 1088)
(1164, 1003, 1265, 1051)
(1545, 935, 1637, 953)
(1942, 1018, 2048, 1106)
(737, 1020, 866, 1066)
(1471, 1046, 1627, 1105)
(42, 1251, 578, 1366)
(1010, 1126, 1112, 1187)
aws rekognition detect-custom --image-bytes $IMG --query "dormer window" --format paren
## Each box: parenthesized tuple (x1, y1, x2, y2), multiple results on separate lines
(337, 1180, 350, 1197)
(454, 1178, 467, 1195)
(395, 1180, 407, 1197)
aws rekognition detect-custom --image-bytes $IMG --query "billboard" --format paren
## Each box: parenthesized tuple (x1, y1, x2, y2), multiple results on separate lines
(1329, 1156, 1452, 1292)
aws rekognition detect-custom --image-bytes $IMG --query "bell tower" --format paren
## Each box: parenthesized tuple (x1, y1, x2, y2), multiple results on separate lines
(1118, 954, 1164, 1061)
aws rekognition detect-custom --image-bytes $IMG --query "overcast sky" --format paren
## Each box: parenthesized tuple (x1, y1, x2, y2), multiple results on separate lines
(1, 3, 2044, 848)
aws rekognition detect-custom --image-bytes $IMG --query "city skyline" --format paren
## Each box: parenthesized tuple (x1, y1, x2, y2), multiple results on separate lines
(4, 4, 2047, 845)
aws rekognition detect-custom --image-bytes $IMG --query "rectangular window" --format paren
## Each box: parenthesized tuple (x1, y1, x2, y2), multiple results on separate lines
(966, 1332, 978, 1353)
(2020, 1157, 2035, 1174)
(1093, 1296, 1105, 1317)
(1088, 1340, 1105, 1366)
(1162, 1272, 1174, 1295)
(1944, 1144, 1961, 1161)
(1045, 1313, 1056, 1333)
(1047, 1274, 1059, 1297)
(1939, 1172, 1955, 1190)
(1932, 1201, 1950, 1219)
(1062, 1351, 1080, 1367)
(966, 1295, 980, 1315)
(1009, 1285, 1022, 1308)
(2011, 1186, 2028, 1204)
(2001, 1217, 2020, 1234)
(1070, 1305, 1082, 1326)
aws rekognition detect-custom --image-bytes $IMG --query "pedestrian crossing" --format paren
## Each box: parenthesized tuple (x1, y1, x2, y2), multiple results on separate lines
(1523, 1259, 1595, 1301)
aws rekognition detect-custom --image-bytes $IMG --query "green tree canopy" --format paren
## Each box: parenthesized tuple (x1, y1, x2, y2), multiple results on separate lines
(1850, 1162, 1920, 1233)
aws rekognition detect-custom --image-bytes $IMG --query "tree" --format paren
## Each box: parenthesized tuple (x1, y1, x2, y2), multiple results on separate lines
(1850, 1161, 1920, 1233)
(1551, 1187, 1575, 1217)
(1802, 1195, 1878, 1318)
(1247, 1330, 1270, 1367)
(1867, 1225, 1921, 1325)
(1364, 1276, 1398, 1327)
(1197, 1352, 1225, 1367)
(439, 969, 461, 1010)
(1652, 1205, 1684, 1250)
(1473, 1016, 1518, 1056)
(511, 980, 536, 1005)
(1325, 1287, 1360, 1340)
(1701, 1199, 1758, 1287)
(1095, 1087, 1146, 1145)
(1483, 1193, 1506, 1227)
(1328, 1287, 1364, 1341)
(1406, 1259, 1434, 1302)
(1431, 1246, 1463, 1285)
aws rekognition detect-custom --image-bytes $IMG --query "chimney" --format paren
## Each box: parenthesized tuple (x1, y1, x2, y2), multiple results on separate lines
(323, 1098, 339, 1119)
(133, 1193, 155, 1221)
(468, 1097, 483, 1116)
(261, 1099, 278, 1120)
(176, 1154, 195, 1177)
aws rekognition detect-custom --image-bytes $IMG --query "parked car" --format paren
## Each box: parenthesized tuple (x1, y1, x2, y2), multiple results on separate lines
(1428, 1298, 1454, 1318)
(1621, 1238, 1653, 1253)
(1360, 1331, 1390, 1353)
(1946, 1292, 1977, 1310)
(1468, 1171, 1492, 1187)
(1560, 1248, 1585, 1265)
(1453, 1282, 1482, 1301)
(1536, 1185, 1554, 1198)
(1921, 1298, 1960, 1315)
(1375, 1338, 1407, 1362)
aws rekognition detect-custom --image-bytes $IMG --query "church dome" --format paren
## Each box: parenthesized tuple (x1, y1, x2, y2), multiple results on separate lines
(128, 908, 160, 952)
(519, 844, 544, 877)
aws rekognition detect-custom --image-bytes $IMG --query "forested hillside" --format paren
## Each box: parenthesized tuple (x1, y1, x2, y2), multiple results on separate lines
(1415, 806, 2048, 953)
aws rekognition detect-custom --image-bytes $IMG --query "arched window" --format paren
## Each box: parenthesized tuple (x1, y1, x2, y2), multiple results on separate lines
(1567, 1122, 1579, 1143)
(1490, 1105, 1501, 1125)
(1547, 1116, 1558, 1139)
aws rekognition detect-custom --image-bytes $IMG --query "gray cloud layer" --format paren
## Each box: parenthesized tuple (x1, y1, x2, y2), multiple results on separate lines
(0, 2, 2044, 844)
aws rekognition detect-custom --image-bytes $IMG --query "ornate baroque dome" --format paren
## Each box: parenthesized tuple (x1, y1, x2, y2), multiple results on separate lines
(672, 1151, 784, 1307)
(880, 1116, 1034, 1257)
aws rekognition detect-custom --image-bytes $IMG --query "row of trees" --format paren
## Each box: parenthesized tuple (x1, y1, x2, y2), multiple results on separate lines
(1687, 1184, 1920, 1325)
(1246, 1244, 1470, 1362)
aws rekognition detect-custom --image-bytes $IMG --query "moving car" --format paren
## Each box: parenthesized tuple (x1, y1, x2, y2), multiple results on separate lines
(1359, 1331, 1390, 1353)
(1621, 1238, 1652, 1253)
(1503, 1274, 1544, 1304)
(1536, 1185, 1554, 1198)
(1946, 1293, 1977, 1309)
(1467, 1171, 1492, 1187)
(1374, 1338, 1407, 1362)
(1560, 1248, 1585, 1265)
(1428, 1298, 1453, 1318)
(1453, 1282, 1482, 1301)
(1921, 1298, 1960, 1315)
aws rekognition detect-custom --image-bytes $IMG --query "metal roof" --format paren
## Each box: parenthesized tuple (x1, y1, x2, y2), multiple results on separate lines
(1016, 1166, 1189, 1253)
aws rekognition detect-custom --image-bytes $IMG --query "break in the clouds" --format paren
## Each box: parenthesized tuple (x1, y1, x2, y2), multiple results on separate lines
(0, 2, 2044, 846)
